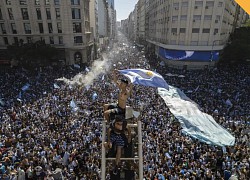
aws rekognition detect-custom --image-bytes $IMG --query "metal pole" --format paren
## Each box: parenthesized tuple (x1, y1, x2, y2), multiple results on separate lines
(101, 121, 106, 179)
(138, 120, 143, 179)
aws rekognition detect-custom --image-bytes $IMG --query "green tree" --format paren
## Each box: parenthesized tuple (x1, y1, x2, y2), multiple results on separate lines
(7, 41, 58, 67)
(221, 27, 250, 63)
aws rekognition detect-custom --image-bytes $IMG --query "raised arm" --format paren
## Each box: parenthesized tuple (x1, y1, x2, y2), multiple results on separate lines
(113, 69, 121, 88)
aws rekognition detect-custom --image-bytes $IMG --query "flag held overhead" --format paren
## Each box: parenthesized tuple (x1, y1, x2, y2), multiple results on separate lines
(118, 68, 169, 90)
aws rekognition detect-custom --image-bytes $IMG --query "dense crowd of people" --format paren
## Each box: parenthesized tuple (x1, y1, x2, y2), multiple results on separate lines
(0, 33, 249, 180)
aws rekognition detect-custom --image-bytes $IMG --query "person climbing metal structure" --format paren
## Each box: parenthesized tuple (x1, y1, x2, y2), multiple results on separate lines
(102, 70, 143, 180)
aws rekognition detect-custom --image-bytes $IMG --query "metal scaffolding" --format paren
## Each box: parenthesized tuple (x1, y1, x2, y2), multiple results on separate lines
(101, 109, 143, 180)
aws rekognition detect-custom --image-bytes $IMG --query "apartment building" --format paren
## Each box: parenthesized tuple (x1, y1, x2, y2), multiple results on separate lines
(98, 0, 110, 51)
(0, 0, 93, 65)
(90, 0, 98, 41)
(107, 0, 116, 40)
(137, 0, 146, 46)
(146, 0, 247, 69)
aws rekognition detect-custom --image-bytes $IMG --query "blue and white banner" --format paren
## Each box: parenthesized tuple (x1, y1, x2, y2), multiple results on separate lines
(159, 47, 220, 62)
(158, 86, 235, 146)
(119, 69, 169, 90)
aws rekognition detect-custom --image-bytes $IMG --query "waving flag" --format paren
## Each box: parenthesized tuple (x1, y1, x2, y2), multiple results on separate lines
(158, 86, 235, 146)
(119, 69, 169, 90)
(0, 99, 5, 106)
(70, 99, 78, 112)
(53, 83, 60, 89)
(73, 64, 80, 69)
(92, 92, 98, 101)
(21, 83, 30, 91)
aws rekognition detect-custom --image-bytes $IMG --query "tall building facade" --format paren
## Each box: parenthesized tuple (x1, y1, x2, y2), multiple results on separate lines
(121, 0, 248, 69)
(107, 0, 116, 40)
(137, 0, 146, 46)
(90, 0, 99, 41)
(98, 0, 110, 51)
(0, 0, 94, 65)
(146, 0, 247, 69)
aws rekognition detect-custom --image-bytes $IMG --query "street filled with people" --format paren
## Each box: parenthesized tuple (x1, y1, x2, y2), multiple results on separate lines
(0, 33, 249, 180)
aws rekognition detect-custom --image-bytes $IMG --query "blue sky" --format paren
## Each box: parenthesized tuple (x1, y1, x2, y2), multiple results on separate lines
(115, 0, 138, 21)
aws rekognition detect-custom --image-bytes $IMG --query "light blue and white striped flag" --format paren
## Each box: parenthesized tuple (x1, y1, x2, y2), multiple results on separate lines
(158, 86, 235, 146)
(119, 69, 169, 90)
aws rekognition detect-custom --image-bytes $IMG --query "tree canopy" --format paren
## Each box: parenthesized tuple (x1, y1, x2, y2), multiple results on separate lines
(7, 40, 58, 67)
(221, 27, 250, 64)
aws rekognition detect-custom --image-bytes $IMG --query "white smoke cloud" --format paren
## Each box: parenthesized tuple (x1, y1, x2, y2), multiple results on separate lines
(56, 46, 120, 87)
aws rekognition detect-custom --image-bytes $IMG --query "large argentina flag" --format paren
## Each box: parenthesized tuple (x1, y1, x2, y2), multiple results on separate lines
(119, 69, 169, 90)
(158, 86, 235, 146)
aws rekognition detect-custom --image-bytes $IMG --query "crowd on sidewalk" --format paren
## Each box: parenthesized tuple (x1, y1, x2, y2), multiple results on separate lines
(0, 35, 249, 180)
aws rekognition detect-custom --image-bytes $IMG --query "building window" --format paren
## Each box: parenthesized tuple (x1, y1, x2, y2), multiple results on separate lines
(45, 0, 50, 5)
(57, 22, 62, 33)
(24, 23, 31, 34)
(19, 0, 27, 5)
(180, 28, 186, 33)
(55, 8, 60, 19)
(202, 28, 210, 33)
(171, 28, 177, 33)
(0, 23, 6, 34)
(192, 28, 199, 33)
(71, 0, 80, 5)
(173, 3, 179, 10)
(179, 41, 185, 45)
(182, 2, 188, 7)
(36, 8, 42, 20)
(14, 37, 19, 44)
(206, 1, 214, 7)
(21, 8, 29, 20)
(3, 37, 9, 45)
(180, 15, 187, 21)
(72, 8, 81, 19)
(191, 41, 198, 45)
(193, 15, 201, 20)
(48, 23, 53, 33)
(218, 2, 223, 7)
(11, 23, 17, 34)
(214, 28, 219, 34)
(49, 37, 54, 44)
(54, 0, 60, 5)
(0, 9, 2, 20)
(170, 40, 176, 45)
(8, 8, 14, 20)
(35, 0, 40, 5)
(73, 22, 82, 33)
(58, 36, 63, 44)
(74, 36, 83, 43)
(38, 23, 44, 33)
(216, 15, 221, 20)
(27, 37, 32, 43)
(194, 1, 203, 7)
(6, 0, 11, 5)
(46, 8, 51, 20)
(204, 15, 212, 20)
(172, 16, 178, 22)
